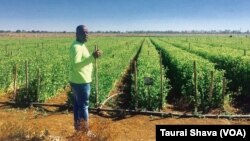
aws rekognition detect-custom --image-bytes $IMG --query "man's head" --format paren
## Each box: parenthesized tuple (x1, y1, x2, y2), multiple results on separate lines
(76, 25, 88, 43)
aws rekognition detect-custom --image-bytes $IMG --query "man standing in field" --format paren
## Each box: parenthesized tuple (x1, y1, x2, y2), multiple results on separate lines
(69, 25, 101, 136)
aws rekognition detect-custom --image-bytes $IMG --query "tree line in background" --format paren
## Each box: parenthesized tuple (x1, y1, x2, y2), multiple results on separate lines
(0, 30, 67, 33)
(0, 29, 250, 34)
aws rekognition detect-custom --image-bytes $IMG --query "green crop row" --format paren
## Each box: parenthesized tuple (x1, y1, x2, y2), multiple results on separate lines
(161, 38, 250, 96)
(132, 38, 170, 110)
(151, 38, 224, 110)
(0, 36, 144, 106)
(88, 37, 144, 105)
(182, 36, 250, 51)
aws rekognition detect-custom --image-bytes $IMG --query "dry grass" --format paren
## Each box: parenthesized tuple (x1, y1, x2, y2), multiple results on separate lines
(0, 121, 65, 141)
(0, 121, 40, 140)
(222, 94, 237, 114)
(67, 118, 118, 141)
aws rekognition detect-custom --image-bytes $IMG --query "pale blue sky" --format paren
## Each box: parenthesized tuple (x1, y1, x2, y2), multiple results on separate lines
(0, 0, 249, 32)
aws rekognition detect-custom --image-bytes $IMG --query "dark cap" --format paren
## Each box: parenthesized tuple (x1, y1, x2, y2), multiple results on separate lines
(76, 25, 88, 35)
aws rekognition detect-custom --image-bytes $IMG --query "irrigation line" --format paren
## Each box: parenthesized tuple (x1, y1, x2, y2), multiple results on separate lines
(0, 101, 68, 107)
(89, 107, 250, 119)
(1, 101, 250, 119)
(99, 93, 125, 108)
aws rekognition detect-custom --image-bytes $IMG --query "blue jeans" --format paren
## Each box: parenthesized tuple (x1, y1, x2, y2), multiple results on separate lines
(70, 83, 90, 130)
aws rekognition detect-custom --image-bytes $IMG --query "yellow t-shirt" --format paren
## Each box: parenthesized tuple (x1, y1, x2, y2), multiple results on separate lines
(69, 41, 94, 84)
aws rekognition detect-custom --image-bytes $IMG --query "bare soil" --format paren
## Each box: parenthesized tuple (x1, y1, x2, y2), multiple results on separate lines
(0, 92, 250, 141)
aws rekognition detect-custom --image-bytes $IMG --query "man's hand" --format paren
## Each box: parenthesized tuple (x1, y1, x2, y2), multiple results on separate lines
(93, 50, 102, 58)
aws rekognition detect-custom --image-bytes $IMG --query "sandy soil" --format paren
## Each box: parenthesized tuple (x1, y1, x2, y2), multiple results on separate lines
(0, 92, 250, 141)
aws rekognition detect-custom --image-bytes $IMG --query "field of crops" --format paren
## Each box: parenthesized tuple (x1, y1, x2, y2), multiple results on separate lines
(0, 34, 249, 112)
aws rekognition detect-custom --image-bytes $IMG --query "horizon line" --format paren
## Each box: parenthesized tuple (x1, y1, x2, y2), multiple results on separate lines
(1, 29, 249, 33)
